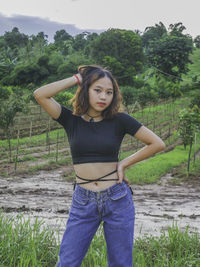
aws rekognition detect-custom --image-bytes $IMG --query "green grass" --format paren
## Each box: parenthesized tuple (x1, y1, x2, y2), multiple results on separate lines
(0, 128, 65, 150)
(173, 156, 200, 180)
(0, 212, 60, 267)
(132, 224, 200, 267)
(120, 136, 200, 184)
(1, 212, 199, 267)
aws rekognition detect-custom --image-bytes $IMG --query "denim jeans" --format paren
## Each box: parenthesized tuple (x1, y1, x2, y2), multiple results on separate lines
(56, 181, 135, 267)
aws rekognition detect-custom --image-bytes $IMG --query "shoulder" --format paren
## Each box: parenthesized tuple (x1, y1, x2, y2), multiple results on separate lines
(115, 111, 138, 121)
(115, 111, 143, 136)
(52, 104, 74, 126)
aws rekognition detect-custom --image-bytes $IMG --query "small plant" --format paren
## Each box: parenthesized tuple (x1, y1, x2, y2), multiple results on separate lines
(178, 105, 200, 176)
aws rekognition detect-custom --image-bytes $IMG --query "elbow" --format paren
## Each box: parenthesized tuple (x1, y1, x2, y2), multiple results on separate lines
(33, 89, 40, 99)
(156, 141, 166, 152)
(33, 88, 44, 100)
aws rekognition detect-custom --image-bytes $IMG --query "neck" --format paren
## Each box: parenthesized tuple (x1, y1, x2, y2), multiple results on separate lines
(83, 111, 103, 122)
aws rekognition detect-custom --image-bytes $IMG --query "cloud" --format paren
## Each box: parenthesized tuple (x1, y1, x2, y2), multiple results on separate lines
(0, 13, 103, 43)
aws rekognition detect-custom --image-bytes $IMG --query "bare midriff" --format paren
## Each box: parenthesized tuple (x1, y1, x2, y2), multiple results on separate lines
(73, 162, 119, 191)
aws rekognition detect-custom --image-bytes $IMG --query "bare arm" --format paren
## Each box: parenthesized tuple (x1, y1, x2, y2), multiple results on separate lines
(33, 74, 82, 119)
(119, 126, 166, 170)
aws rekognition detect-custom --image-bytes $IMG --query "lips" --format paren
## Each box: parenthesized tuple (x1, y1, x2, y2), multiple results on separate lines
(97, 102, 106, 106)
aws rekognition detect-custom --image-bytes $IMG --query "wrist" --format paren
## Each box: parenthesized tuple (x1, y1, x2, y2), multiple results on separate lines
(73, 74, 82, 85)
(117, 160, 127, 171)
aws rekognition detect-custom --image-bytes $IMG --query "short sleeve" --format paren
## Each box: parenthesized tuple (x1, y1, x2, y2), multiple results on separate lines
(52, 104, 73, 128)
(118, 112, 143, 136)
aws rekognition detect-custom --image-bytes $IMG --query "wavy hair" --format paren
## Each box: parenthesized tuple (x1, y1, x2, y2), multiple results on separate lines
(69, 65, 124, 119)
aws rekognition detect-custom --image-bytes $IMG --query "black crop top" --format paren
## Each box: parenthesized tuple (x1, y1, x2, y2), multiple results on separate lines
(53, 105, 143, 165)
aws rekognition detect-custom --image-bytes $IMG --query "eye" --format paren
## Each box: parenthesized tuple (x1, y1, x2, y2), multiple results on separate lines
(94, 89, 113, 95)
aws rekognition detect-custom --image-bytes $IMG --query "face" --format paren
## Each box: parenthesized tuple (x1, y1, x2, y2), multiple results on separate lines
(88, 76, 114, 116)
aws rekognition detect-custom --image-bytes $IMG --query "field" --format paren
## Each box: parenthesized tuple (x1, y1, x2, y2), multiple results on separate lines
(0, 96, 188, 176)
(0, 94, 200, 266)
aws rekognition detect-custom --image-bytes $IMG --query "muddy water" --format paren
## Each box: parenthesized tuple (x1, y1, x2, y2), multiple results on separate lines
(0, 169, 199, 242)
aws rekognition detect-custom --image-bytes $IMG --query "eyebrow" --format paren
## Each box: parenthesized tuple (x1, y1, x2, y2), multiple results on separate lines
(95, 85, 114, 91)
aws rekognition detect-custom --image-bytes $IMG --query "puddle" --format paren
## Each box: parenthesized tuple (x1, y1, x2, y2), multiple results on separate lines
(0, 170, 199, 241)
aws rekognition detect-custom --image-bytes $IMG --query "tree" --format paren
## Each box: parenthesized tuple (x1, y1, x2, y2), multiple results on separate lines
(178, 105, 200, 176)
(120, 86, 137, 113)
(72, 32, 88, 51)
(141, 22, 167, 49)
(102, 56, 125, 80)
(4, 27, 29, 50)
(57, 51, 92, 79)
(0, 90, 29, 162)
(146, 33, 193, 81)
(168, 22, 186, 37)
(90, 28, 143, 85)
(54, 29, 72, 43)
(84, 32, 98, 56)
(10, 63, 45, 86)
(194, 35, 200, 48)
(53, 29, 73, 56)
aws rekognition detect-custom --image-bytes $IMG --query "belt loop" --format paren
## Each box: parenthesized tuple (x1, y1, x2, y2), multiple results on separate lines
(73, 181, 76, 191)
(129, 186, 133, 195)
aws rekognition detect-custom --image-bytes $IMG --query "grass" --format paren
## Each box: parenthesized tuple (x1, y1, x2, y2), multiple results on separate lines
(0, 212, 199, 267)
(0, 128, 65, 151)
(0, 212, 60, 267)
(120, 136, 200, 184)
(132, 224, 200, 267)
(171, 156, 200, 181)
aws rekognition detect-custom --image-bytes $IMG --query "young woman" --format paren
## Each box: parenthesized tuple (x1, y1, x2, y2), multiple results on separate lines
(34, 65, 166, 267)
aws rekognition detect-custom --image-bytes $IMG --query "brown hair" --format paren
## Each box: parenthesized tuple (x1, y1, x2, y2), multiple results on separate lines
(69, 65, 124, 119)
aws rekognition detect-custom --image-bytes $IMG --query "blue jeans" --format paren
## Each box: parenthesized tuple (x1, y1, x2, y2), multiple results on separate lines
(56, 181, 135, 267)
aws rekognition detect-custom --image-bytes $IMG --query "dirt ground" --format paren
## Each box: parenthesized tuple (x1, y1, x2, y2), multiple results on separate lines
(0, 167, 199, 242)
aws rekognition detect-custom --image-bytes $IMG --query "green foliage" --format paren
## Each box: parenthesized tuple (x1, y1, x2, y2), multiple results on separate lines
(57, 51, 92, 79)
(90, 28, 143, 85)
(102, 56, 125, 79)
(11, 63, 42, 86)
(53, 29, 73, 56)
(147, 33, 193, 80)
(168, 22, 187, 37)
(178, 105, 200, 175)
(4, 27, 29, 50)
(133, 224, 200, 267)
(124, 135, 200, 184)
(166, 81, 182, 98)
(189, 87, 200, 108)
(72, 32, 88, 51)
(84, 32, 99, 56)
(194, 35, 200, 48)
(0, 85, 12, 100)
(0, 89, 29, 134)
(178, 106, 200, 149)
(0, 212, 59, 267)
(187, 47, 200, 80)
(120, 86, 137, 109)
(1, 211, 199, 267)
(54, 91, 74, 107)
(141, 21, 167, 48)
(0, 24, 198, 99)
(54, 29, 72, 43)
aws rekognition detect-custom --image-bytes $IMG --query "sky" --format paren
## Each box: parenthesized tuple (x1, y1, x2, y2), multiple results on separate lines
(0, 0, 199, 42)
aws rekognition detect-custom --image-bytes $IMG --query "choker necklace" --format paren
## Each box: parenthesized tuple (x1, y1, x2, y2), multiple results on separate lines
(86, 113, 102, 122)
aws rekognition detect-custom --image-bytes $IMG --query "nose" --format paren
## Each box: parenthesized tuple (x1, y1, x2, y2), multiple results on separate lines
(99, 92, 106, 99)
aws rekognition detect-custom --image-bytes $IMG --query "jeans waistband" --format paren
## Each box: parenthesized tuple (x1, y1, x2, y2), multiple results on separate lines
(75, 180, 127, 197)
